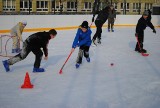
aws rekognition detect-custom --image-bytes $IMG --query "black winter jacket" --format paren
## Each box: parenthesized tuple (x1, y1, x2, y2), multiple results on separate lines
(96, 8, 109, 24)
(26, 31, 51, 57)
(136, 16, 154, 34)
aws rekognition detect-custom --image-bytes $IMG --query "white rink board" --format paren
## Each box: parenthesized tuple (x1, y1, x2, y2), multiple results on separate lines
(0, 15, 160, 30)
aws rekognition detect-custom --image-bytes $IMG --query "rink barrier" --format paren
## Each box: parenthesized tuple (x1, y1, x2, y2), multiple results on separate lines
(0, 25, 160, 33)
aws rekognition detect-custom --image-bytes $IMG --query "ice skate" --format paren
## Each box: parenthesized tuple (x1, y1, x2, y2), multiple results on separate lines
(97, 38, 101, 44)
(135, 48, 147, 53)
(92, 39, 97, 46)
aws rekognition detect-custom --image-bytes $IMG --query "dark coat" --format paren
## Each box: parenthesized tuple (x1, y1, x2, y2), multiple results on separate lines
(96, 6, 110, 24)
(26, 31, 51, 57)
(108, 9, 116, 19)
(136, 16, 154, 34)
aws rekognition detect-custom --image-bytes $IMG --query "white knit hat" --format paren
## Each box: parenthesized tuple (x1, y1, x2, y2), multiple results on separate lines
(22, 21, 27, 25)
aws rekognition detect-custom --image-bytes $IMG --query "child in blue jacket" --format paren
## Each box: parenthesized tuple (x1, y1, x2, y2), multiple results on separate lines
(72, 21, 92, 68)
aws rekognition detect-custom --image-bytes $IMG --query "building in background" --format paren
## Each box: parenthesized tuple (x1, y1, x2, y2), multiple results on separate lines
(0, 0, 159, 15)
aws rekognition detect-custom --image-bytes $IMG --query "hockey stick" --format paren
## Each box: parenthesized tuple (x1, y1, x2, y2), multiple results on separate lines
(59, 48, 75, 74)
(136, 36, 149, 56)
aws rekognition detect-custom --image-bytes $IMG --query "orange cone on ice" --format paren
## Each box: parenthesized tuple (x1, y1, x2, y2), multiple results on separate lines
(21, 72, 33, 89)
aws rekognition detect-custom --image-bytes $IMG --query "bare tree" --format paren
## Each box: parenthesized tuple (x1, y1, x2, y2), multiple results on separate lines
(123, 0, 126, 15)
(138, 0, 141, 15)
(60, 0, 63, 14)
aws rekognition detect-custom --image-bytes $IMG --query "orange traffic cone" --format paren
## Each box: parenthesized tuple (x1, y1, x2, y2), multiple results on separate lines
(21, 72, 33, 89)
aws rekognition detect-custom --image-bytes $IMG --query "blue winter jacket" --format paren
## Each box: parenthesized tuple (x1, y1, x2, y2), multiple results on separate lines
(72, 28, 92, 48)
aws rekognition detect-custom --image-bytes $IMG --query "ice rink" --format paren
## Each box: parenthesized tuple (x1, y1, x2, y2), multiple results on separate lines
(0, 27, 160, 108)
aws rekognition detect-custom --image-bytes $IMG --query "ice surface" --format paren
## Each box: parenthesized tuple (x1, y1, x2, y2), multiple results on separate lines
(0, 27, 160, 108)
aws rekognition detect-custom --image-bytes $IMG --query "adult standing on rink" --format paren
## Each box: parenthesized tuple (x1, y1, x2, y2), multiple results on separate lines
(92, 6, 110, 45)
(108, 5, 116, 32)
(10, 21, 27, 53)
(3, 29, 57, 72)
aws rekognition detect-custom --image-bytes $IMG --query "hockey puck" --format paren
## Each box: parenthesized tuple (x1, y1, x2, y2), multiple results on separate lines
(110, 63, 114, 66)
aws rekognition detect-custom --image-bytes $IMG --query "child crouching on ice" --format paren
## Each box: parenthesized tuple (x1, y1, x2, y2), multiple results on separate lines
(72, 21, 92, 68)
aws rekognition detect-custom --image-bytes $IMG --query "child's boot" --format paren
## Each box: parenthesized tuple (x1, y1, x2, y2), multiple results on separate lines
(75, 63, 80, 68)
(33, 68, 45, 72)
(86, 57, 90, 62)
(12, 49, 17, 53)
(2, 60, 10, 72)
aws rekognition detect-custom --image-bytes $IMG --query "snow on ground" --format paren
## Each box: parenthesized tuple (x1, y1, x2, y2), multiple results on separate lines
(0, 27, 160, 108)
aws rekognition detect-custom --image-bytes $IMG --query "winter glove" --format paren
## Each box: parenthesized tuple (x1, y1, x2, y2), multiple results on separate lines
(76, 43, 80, 48)
(135, 33, 138, 37)
(153, 29, 156, 34)
(72, 45, 76, 49)
(72, 44, 79, 49)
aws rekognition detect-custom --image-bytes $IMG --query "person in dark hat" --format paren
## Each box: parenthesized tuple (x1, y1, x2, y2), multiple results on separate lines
(135, 10, 156, 53)
(72, 21, 92, 68)
(2, 29, 57, 72)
